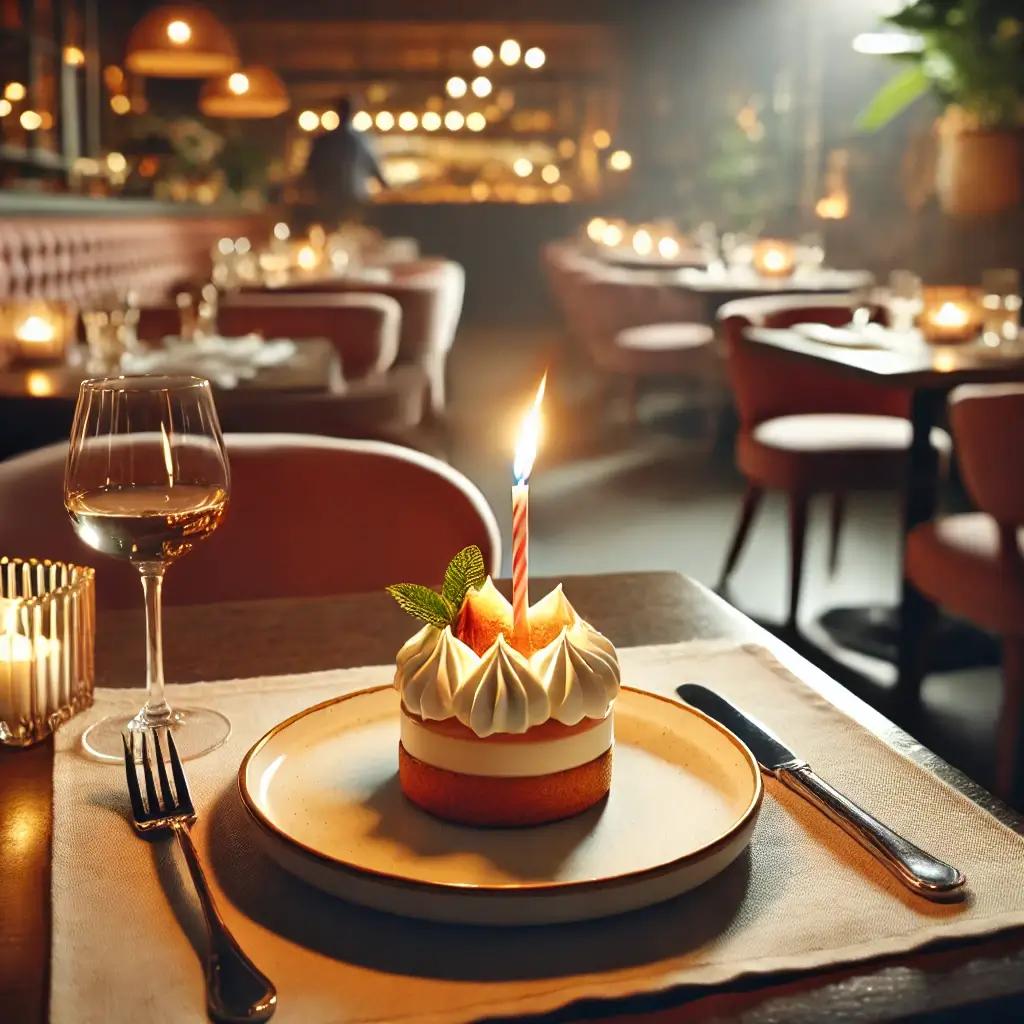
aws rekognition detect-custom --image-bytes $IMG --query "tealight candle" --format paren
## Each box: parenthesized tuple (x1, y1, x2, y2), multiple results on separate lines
(752, 239, 797, 279)
(296, 243, 320, 272)
(511, 374, 546, 649)
(3, 301, 76, 364)
(918, 287, 983, 345)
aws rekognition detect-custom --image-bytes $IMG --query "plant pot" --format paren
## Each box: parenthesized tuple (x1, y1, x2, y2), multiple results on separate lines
(936, 127, 1021, 217)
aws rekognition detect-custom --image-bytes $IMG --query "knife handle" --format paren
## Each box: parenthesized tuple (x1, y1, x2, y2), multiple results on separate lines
(778, 764, 966, 900)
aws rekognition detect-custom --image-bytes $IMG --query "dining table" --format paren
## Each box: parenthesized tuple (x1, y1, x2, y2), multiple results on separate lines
(0, 338, 339, 459)
(2, 570, 1023, 1023)
(744, 325, 1024, 691)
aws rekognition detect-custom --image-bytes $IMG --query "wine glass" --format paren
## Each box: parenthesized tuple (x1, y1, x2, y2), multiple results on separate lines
(65, 375, 231, 762)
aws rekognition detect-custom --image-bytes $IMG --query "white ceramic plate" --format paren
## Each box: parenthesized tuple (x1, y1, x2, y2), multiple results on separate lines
(238, 686, 762, 925)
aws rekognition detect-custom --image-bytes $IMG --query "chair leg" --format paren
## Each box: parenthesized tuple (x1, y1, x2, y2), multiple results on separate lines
(828, 493, 845, 575)
(717, 484, 763, 589)
(787, 493, 809, 630)
(996, 637, 1024, 803)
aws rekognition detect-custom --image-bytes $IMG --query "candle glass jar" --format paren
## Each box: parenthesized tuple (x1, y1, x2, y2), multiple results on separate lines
(752, 239, 797, 279)
(918, 286, 984, 345)
(0, 558, 95, 748)
(981, 269, 1022, 350)
(1, 300, 78, 365)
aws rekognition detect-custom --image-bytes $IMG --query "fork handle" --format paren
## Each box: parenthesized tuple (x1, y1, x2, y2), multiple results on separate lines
(172, 822, 277, 1023)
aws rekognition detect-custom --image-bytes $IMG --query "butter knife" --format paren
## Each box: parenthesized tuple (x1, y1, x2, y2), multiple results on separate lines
(677, 684, 966, 901)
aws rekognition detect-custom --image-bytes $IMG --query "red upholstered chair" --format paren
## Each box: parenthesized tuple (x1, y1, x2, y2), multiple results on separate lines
(567, 267, 717, 423)
(717, 293, 947, 627)
(0, 435, 500, 609)
(906, 385, 1024, 799)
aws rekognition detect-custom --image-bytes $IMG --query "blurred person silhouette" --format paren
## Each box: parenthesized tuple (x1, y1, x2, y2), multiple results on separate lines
(302, 96, 387, 226)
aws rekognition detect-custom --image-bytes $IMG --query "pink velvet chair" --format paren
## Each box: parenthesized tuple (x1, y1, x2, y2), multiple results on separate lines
(717, 293, 947, 627)
(0, 435, 500, 609)
(906, 385, 1024, 799)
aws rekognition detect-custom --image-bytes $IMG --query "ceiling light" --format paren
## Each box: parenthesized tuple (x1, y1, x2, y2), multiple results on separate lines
(524, 47, 545, 69)
(352, 110, 372, 131)
(126, 4, 239, 77)
(499, 39, 521, 65)
(446, 76, 467, 99)
(471, 76, 492, 98)
(444, 110, 465, 131)
(375, 110, 395, 131)
(398, 110, 418, 131)
(472, 45, 494, 68)
(320, 109, 340, 131)
(297, 109, 319, 131)
(421, 110, 442, 131)
(466, 111, 486, 132)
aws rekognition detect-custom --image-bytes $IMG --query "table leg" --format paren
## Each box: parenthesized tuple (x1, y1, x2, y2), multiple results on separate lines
(894, 389, 944, 705)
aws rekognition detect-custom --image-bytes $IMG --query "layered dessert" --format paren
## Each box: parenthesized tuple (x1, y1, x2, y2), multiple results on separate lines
(388, 550, 620, 826)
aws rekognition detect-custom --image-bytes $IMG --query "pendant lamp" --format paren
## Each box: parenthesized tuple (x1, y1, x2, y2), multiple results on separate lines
(199, 66, 289, 118)
(126, 4, 239, 78)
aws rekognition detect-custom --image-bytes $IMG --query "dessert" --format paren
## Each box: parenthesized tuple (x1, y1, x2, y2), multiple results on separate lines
(388, 546, 620, 826)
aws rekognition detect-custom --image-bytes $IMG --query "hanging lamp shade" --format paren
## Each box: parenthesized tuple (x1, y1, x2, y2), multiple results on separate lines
(125, 4, 239, 78)
(199, 66, 289, 118)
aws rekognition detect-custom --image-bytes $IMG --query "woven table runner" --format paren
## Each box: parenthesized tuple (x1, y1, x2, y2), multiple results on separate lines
(50, 641, 1024, 1023)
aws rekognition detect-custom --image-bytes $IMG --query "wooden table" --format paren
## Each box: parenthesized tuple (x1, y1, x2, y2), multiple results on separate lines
(2, 571, 1023, 1022)
(0, 339, 339, 459)
(745, 327, 1024, 690)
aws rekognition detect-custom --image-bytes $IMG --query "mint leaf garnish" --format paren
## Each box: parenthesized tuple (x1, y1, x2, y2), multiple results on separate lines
(386, 584, 456, 628)
(441, 545, 486, 608)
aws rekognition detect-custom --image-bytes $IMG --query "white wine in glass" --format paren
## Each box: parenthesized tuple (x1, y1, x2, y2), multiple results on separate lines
(65, 375, 232, 762)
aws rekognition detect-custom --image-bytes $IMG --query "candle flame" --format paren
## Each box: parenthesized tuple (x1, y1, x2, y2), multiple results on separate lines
(16, 314, 56, 344)
(932, 301, 970, 328)
(513, 373, 547, 485)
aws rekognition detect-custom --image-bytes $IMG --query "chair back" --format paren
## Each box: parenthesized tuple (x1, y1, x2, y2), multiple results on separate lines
(0, 435, 500, 609)
(950, 385, 1024, 526)
(137, 293, 401, 380)
(717, 293, 908, 429)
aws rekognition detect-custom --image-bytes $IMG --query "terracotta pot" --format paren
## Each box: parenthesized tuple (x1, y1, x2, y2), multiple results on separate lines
(936, 128, 1022, 217)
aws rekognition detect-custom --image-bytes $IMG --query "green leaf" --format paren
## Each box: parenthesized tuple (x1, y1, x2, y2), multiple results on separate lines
(386, 584, 456, 627)
(441, 545, 487, 608)
(856, 65, 930, 132)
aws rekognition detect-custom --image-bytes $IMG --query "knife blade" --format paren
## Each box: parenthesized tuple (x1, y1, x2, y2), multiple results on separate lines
(678, 684, 966, 901)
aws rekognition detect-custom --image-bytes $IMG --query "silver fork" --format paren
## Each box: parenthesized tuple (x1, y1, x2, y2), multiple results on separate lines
(122, 729, 277, 1023)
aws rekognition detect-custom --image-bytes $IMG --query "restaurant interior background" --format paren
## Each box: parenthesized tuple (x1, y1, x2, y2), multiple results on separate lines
(1, 0, 1023, 797)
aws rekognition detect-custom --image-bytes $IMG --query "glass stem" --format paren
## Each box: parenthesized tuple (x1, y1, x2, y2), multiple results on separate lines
(140, 564, 170, 723)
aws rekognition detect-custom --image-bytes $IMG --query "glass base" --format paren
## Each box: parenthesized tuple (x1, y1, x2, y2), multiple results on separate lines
(81, 705, 231, 763)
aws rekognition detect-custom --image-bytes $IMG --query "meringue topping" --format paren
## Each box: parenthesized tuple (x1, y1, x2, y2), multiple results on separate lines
(395, 625, 477, 722)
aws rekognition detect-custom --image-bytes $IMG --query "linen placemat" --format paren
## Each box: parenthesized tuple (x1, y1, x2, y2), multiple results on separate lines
(51, 642, 1024, 1024)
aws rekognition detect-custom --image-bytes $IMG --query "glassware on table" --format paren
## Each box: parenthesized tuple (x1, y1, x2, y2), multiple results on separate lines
(176, 291, 197, 343)
(796, 231, 825, 277)
(849, 284, 875, 329)
(981, 268, 1021, 349)
(0, 557, 95, 748)
(720, 232, 753, 272)
(887, 270, 923, 333)
(82, 292, 140, 373)
(64, 375, 231, 762)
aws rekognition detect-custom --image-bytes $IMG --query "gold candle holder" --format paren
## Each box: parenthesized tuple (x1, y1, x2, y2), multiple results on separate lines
(1, 300, 78, 365)
(918, 286, 984, 345)
(752, 238, 797, 279)
(0, 558, 95, 748)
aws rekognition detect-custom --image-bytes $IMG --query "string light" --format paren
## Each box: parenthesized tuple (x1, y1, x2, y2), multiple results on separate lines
(444, 110, 465, 131)
(557, 138, 576, 158)
(466, 111, 486, 132)
(4, 82, 26, 102)
(446, 76, 467, 99)
(110, 94, 131, 114)
(273, 222, 290, 241)
(499, 39, 521, 65)
(592, 129, 611, 149)
(541, 164, 560, 184)
(352, 110, 372, 131)
(398, 110, 418, 131)
(524, 47, 546, 69)
(19, 109, 42, 130)
(375, 110, 395, 131)
(421, 110, 442, 131)
(587, 217, 608, 243)
(106, 151, 127, 173)
(0, 100, 11, 116)
(658, 236, 681, 259)
(513, 157, 533, 177)
(297, 109, 319, 131)
(63, 46, 86, 66)
(608, 149, 633, 171)
(472, 45, 494, 68)
(552, 183, 572, 202)
(471, 76, 492, 98)
(602, 223, 623, 247)
(320, 109, 340, 131)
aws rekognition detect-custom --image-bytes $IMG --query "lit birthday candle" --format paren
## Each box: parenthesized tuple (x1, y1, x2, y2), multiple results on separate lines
(511, 373, 547, 649)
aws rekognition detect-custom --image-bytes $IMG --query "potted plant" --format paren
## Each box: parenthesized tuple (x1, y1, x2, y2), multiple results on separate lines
(857, 1, 1023, 216)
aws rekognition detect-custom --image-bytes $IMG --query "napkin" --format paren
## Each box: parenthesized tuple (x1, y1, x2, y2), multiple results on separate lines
(51, 642, 1024, 1023)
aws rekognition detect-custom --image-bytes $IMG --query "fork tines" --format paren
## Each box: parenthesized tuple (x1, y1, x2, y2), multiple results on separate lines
(122, 728, 196, 825)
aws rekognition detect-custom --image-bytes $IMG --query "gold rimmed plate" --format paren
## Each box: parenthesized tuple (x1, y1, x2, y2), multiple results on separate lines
(238, 686, 762, 925)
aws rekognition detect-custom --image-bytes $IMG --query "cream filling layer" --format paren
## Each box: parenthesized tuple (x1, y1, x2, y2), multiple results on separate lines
(400, 712, 613, 778)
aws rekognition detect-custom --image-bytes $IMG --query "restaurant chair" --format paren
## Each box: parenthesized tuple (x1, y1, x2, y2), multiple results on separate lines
(568, 268, 718, 426)
(717, 293, 948, 628)
(905, 385, 1024, 800)
(248, 257, 465, 416)
(0, 434, 500, 609)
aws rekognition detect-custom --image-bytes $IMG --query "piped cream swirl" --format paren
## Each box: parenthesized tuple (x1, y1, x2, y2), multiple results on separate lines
(394, 584, 620, 736)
